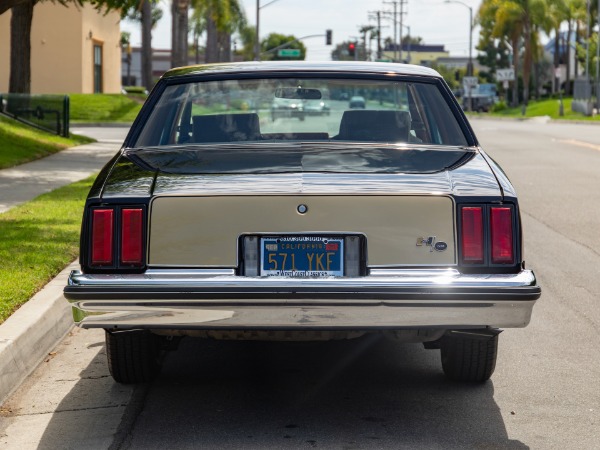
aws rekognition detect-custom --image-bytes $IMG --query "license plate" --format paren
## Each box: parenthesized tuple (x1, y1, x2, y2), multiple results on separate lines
(260, 236, 344, 277)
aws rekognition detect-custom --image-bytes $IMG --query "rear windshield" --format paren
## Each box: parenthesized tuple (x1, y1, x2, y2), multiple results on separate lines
(134, 77, 469, 148)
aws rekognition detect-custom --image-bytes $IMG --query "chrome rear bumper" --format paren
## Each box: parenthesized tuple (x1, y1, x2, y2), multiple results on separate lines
(64, 269, 540, 331)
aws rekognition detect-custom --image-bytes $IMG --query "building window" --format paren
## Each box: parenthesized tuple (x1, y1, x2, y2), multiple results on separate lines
(94, 43, 103, 93)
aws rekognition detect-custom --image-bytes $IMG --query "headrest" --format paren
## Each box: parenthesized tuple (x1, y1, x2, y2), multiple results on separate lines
(337, 110, 411, 142)
(192, 113, 261, 143)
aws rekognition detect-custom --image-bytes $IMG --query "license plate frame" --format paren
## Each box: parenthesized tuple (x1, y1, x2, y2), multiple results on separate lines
(260, 236, 344, 277)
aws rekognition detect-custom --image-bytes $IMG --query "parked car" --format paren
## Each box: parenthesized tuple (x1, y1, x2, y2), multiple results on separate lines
(349, 95, 366, 109)
(463, 83, 498, 112)
(64, 61, 540, 384)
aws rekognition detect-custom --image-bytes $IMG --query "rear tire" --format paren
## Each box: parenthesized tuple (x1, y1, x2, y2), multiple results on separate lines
(105, 330, 161, 384)
(440, 332, 498, 382)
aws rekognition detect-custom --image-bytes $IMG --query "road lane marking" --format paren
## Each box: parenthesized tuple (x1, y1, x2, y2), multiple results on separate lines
(559, 139, 600, 152)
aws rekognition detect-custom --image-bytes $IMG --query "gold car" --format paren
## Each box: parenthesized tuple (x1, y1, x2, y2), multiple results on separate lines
(65, 62, 540, 384)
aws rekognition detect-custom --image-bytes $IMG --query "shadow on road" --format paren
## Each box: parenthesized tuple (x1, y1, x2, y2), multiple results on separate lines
(38, 334, 527, 449)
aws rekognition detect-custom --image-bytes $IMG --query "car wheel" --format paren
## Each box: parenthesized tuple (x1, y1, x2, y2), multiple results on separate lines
(440, 332, 498, 382)
(299, 114, 305, 121)
(105, 330, 162, 384)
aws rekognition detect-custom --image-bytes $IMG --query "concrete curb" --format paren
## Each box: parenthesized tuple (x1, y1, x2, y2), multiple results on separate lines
(0, 261, 77, 403)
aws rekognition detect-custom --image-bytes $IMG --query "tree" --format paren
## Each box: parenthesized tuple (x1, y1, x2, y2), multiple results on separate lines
(576, 31, 599, 78)
(193, 0, 246, 63)
(359, 25, 375, 60)
(8, 0, 36, 93)
(237, 24, 256, 61)
(2, 0, 137, 94)
(125, 0, 163, 90)
(543, 0, 568, 93)
(402, 34, 423, 46)
(0, 0, 25, 15)
(189, 4, 206, 63)
(171, 0, 190, 68)
(331, 41, 361, 61)
(477, 0, 547, 106)
(261, 33, 306, 60)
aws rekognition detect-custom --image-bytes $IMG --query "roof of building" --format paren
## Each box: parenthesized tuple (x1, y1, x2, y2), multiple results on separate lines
(385, 44, 447, 53)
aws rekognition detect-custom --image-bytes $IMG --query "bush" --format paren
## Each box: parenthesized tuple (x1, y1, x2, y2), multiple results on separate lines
(122, 86, 148, 95)
(492, 101, 507, 112)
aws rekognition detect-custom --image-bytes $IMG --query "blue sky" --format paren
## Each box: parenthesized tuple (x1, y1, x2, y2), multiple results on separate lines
(121, 0, 482, 61)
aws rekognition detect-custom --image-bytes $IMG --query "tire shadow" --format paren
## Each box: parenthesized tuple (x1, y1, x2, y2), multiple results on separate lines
(38, 333, 528, 449)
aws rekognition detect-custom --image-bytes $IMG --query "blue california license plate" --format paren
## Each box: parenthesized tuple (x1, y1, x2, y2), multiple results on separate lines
(260, 236, 344, 277)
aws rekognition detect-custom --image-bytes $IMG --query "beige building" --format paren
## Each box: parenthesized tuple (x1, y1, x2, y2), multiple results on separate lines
(0, 3, 121, 94)
(383, 44, 450, 66)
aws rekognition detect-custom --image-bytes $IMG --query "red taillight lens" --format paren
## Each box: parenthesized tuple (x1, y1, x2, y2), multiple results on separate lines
(121, 208, 143, 266)
(491, 207, 514, 264)
(461, 207, 484, 264)
(91, 209, 113, 265)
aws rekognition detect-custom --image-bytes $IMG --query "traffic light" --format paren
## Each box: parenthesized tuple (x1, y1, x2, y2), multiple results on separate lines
(348, 42, 356, 57)
(326, 29, 332, 46)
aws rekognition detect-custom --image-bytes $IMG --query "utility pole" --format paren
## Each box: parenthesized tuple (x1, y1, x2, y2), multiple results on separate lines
(368, 10, 384, 60)
(399, 0, 406, 62)
(255, 0, 284, 61)
(383, 0, 407, 62)
(383, 1, 397, 61)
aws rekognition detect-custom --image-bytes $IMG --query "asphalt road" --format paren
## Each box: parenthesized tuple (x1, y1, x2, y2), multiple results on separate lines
(1, 119, 599, 449)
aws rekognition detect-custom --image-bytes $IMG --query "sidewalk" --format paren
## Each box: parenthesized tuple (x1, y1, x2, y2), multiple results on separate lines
(0, 140, 120, 213)
(0, 131, 123, 402)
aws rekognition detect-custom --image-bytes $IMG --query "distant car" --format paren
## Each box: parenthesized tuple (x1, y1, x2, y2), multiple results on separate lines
(303, 99, 330, 116)
(64, 61, 540, 384)
(349, 95, 366, 109)
(271, 97, 304, 121)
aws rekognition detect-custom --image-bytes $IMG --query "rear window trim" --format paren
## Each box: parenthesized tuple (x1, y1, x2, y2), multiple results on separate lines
(125, 71, 478, 149)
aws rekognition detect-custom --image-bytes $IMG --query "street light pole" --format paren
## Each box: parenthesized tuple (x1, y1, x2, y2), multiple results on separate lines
(445, 0, 473, 76)
(255, 0, 284, 61)
(445, 0, 473, 111)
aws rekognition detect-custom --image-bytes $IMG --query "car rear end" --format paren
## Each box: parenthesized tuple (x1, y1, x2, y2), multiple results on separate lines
(64, 63, 540, 383)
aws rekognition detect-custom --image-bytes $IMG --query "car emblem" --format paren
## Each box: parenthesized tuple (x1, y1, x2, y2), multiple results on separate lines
(416, 236, 447, 252)
(297, 204, 308, 214)
(434, 241, 448, 252)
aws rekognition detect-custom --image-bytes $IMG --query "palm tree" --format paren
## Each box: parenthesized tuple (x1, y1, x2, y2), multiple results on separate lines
(544, 0, 568, 93)
(126, 1, 163, 90)
(478, 0, 547, 106)
(479, 0, 524, 106)
(171, 0, 190, 68)
(192, 0, 246, 63)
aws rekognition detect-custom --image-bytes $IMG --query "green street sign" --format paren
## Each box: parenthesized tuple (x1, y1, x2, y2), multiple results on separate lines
(278, 49, 301, 58)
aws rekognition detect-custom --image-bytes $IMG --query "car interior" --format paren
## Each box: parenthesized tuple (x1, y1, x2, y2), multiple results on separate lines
(188, 110, 414, 144)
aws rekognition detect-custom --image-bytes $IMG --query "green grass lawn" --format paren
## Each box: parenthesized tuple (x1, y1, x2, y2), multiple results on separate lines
(489, 97, 600, 121)
(0, 115, 94, 169)
(69, 93, 144, 123)
(0, 176, 94, 324)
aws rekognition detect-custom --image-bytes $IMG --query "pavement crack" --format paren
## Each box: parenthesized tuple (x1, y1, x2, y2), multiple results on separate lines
(2, 404, 128, 418)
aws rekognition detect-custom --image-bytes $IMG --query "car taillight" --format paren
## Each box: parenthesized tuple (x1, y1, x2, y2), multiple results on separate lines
(121, 208, 144, 265)
(490, 207, 514, 264)
(91, 209, 114, 265)
(461, 206, 484, 264)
